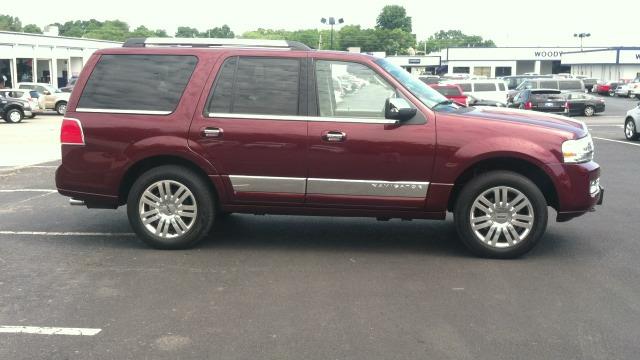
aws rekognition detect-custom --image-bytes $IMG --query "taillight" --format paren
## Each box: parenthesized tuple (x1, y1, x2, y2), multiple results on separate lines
(565, 101, 570, 109)
(60, 118, 85, 145)
(524, 101, 533, 110)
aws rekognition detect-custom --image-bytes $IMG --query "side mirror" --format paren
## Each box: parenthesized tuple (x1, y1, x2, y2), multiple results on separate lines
(43, 90, 51, 95)
(385, 98, 416, 121)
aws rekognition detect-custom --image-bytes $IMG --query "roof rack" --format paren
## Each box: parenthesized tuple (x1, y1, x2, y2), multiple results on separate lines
(123, 37, 311, 51)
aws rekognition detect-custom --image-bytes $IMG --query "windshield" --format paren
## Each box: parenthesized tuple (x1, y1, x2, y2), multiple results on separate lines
(375, 58, 449, 108)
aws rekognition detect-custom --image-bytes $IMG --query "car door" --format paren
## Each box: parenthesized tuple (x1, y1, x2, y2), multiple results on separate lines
(305, 58, 436, 209)
(37, 85, 56, 109)
(189, 54, 308, 204)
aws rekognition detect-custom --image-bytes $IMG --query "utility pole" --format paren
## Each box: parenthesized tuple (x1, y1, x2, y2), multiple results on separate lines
(573, 32, 591, 51)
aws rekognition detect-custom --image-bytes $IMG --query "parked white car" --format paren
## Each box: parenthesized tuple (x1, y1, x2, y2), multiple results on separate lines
(625, 102, 640, 140)
(615, 83, 632, 97)
(17, 82, 70, 114)
(442, 79, 508, 103)
(628, 81, 640, 99)
(0, 89, 42, 118)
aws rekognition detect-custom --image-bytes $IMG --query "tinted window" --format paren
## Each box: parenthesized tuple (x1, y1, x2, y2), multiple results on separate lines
(539, 80, 558, 89)
(474, 83, 496, 92)
(498, 83, 506, 91)
(316, 60, 394, 118)
(207, 57, 237, 114)
(29, 90, 40, 98)
(458, 83, 472, 92)
(559, 80, 582, 90)
(434, 86, 461, 96)
(452, 67, 470, 74)
(78, 54, 197, 112)
(234, 57, 299, 115)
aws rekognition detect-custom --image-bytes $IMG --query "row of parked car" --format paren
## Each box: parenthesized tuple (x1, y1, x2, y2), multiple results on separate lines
(0, 82, 70, 123)
(593, 79, 640, 98)
(418, 75, 604, 117)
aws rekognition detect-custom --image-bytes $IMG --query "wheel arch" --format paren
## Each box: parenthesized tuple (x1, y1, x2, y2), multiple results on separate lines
(447, 156, 559, 212)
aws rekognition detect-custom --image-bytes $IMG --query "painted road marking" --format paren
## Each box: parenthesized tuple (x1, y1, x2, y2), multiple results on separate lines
(588, 124, 623, 127)
(0, 231, 135, 236)
(0, 189, 57, 193)
(593, 137, 640, 147)
(0, 326, 101, 336)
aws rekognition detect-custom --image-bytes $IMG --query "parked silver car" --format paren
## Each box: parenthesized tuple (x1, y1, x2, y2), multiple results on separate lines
(624, 102, 640, 140)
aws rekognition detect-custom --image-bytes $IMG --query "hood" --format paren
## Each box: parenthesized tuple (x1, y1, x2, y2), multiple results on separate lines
(453, 106, 587, 137)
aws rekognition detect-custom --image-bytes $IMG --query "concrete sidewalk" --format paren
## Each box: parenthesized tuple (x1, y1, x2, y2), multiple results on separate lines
(0, 114, 63, 169)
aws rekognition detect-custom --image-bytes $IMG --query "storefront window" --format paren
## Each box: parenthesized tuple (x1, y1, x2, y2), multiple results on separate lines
(452, 67, 470, 74)
(17, 58, 34, 83)
(473, 67, 491, 77)
(0, 59, 13, 88)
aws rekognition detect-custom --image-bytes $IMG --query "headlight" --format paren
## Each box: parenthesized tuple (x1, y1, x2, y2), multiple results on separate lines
(562, 134, 594, 163)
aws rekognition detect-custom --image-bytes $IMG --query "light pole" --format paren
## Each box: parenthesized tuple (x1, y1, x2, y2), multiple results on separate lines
(574, 32, 591, 51)
(320, 17, 344, 50)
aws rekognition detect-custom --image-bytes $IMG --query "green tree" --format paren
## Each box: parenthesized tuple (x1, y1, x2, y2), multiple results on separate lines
(200, 25, 234, 38)
(22, 24, 42, 34)
(129, 25, 156, 38)
(83, 20, 129, 41)
(419, 30, 496, 53)
(376, 5, 411, 32)
(175, 26, 200, 38)
(0, 14, 22, 31)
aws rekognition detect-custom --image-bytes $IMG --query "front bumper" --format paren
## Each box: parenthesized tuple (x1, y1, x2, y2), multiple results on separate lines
(549, 161, 603, 222)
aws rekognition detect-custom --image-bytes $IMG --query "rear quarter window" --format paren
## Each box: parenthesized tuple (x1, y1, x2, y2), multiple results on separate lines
(434, 87, 461, 96)
(539, 80, 558, 89)
(559, 81, 582, 90)
(78, 54, 198, 113)
(474, 83, 497, 92)
(458, 83, 472, 92)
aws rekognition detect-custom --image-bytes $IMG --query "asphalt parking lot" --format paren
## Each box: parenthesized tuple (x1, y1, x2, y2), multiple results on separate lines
(1, 99, 639, 359)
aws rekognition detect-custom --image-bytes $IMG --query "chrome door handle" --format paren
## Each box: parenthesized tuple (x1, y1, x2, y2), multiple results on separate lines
(323, 131, 346, 142)
(202, 127, 223, 138)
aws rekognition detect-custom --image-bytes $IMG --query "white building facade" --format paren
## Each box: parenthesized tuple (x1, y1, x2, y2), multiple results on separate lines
(561, 47, 640, 81)
(0, 31, 120, 89)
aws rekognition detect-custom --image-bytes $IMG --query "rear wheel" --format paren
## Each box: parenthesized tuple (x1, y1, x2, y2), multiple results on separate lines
(127, 165, 215, 249)
(454, 171, 548, 258)
(4, 108, 24, 123)
(608, 90, 615, 97)
(625, 118, 640, 141)
(583, 105, 595, 117)
(55, 101, 67, 115)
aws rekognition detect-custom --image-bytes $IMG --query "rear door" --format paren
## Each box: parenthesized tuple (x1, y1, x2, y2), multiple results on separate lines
(305, 58, 435, 209)
(189, 54, 309, 204)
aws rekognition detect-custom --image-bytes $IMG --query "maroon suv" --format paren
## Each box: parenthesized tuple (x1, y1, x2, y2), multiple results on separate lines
(56, 38, 603, 258)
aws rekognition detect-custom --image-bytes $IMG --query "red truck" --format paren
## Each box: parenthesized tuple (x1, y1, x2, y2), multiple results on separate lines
(56, 38, 602, 258)
(428, 84, 468, 106)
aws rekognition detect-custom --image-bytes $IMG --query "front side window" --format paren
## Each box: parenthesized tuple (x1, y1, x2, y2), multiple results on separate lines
(208, 57, 300, 116)
(315, 60, 394, 118)
(78, 54, 198, 113)
(474, 83, 497, 92)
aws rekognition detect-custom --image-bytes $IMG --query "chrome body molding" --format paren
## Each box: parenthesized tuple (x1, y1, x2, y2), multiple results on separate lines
(229, 175, 306, 194)
(208, 113, 398, 124)
(307, 178, 429, 198)
(76, 108, 172, 115)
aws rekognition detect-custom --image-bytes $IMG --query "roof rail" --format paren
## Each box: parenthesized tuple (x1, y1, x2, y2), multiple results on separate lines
(122, 37, 312, 51)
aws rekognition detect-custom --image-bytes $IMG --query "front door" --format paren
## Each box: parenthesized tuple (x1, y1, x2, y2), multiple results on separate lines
(306, 59, 436, 209)
(190, 54, 308, 204)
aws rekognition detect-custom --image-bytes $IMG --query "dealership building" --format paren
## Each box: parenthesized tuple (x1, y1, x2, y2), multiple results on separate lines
(561, 47, 640, 81)
(0, 29, 119, 89)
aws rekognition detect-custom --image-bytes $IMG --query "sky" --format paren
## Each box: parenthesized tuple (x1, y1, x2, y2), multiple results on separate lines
(7, 0, 639, 47)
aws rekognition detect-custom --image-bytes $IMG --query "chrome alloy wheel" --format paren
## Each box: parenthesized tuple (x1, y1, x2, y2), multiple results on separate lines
(626, 121, 636, 139)
(469, 186, 534, 248)
(138, 180, 197, 238)
(9, 110, 21, 122)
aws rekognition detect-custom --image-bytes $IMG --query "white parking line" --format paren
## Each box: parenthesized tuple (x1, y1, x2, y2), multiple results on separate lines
(0, 231, 135, 236)
(0, 189, 57, 193)
(593, 137, 640, 147)
(588, 124, 623, 127)
(0, 326, 101, 336)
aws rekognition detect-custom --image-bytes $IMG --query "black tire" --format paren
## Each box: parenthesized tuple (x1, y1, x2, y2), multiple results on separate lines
(625, 118, 640, 141)
(127, 165, 215, 249)
(55, 101, 67, 115)
(454, 171, 548, 259)
(583, 105, 595, 117)
(608, 90, 614, 97)
(4, 108, 24, 123)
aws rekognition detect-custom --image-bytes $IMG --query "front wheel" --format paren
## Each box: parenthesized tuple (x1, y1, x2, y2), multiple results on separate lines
(583, 105, 595, 117)
(127, 165, 215, 249)
(55, 101, 67, 115)
(625, 119, 640, 141)
(608, 90, 615, 97)
(454, 171, 548, 258)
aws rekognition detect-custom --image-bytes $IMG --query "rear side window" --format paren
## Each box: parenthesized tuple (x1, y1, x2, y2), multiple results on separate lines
(559, 80, 582, 90)
(458, 83, 472, 92)
(474, 83, 496, 92)
(207, 57, 300, 116)
(78, 54, 197, 113)
(539, 80, 558, 89)
(29, 91, 39, 98)
(434, 86, 461, 96)
(498, 83, 505, 91)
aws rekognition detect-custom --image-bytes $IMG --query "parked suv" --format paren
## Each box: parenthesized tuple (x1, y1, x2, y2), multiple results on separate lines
(56, 38, 603, 258)
(0, 89, 42, 118)
(0, 93, 33, 123)
(507, 89, 568, 115)
(17, 82, 70, 114)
